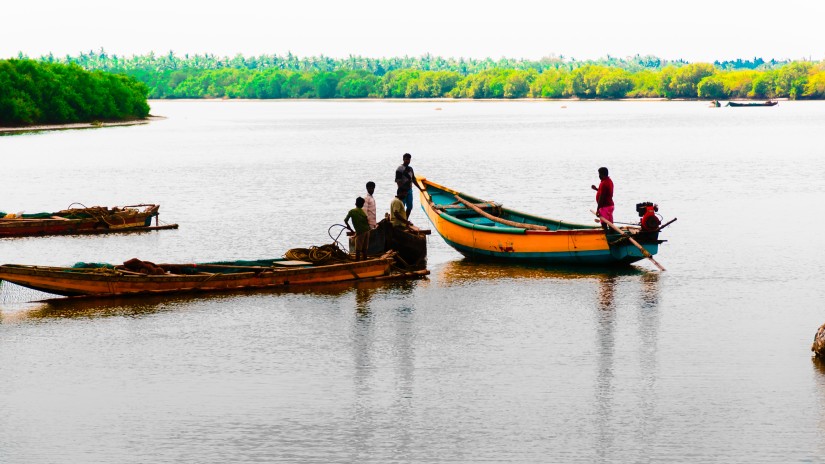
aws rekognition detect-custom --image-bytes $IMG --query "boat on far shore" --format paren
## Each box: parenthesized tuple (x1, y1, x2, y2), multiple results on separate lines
(0, 204, 177, 238)
(726, 100, 777, 107)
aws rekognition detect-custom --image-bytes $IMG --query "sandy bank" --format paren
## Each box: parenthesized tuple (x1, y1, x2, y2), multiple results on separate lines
(0, 115, 166, 134)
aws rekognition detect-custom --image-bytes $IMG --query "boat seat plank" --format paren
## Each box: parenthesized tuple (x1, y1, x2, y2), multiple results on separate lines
(272, 260, 313, 266)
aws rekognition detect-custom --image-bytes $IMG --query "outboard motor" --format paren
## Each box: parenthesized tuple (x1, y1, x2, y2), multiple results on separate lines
(635, 202, 661, 232)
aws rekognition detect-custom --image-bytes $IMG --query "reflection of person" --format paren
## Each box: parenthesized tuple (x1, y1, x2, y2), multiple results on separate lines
(395, 153, 416, 218)
(344, 197, 370, 261)
(390, 188, 413, 229)
(364, 181, 377, 229)
(590, 167, 614, 230)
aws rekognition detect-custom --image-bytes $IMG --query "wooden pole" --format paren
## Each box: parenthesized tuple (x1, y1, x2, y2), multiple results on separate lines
(456, 195, 548, 231)
(591, 210, 666, 271)
(657, 217, 678, 232)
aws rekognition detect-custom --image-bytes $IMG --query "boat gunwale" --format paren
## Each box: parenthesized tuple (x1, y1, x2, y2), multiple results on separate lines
(419, 177, 611, 233)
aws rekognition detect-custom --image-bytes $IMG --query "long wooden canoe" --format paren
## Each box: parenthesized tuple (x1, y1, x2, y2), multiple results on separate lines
(0, 253, 428, 298)
(726, 101, 777, 107)
(418, 177, 664, 266)
(0, 204, 177, 237)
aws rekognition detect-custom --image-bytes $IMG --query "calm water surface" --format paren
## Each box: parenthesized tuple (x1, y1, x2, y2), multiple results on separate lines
(1, 100, 825, 463)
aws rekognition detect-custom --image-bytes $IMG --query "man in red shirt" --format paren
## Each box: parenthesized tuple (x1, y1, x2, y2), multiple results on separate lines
(591, 167, 614, 230)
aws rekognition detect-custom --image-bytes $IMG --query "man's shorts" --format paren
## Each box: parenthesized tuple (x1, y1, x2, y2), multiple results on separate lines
(403, 188, 414, 211)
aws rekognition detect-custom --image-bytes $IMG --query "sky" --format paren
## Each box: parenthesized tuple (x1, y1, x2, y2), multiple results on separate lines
(3, 0, 824, 63)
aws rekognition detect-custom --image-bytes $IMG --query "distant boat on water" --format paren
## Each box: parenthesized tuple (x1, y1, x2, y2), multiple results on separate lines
(726, 100, 777, 107)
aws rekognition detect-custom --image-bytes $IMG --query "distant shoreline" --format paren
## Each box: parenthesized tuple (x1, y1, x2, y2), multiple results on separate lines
(0, 115, 166, 134)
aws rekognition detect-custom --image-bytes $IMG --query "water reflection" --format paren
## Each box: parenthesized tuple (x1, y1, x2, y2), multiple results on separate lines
(350, 280, 416, 462)
(437, 258, 651, 285)
(592, 269, 661, 458)
(0, 279, 417, 323)
(812, 357, 825, 458)
(595, 274, 617, 458)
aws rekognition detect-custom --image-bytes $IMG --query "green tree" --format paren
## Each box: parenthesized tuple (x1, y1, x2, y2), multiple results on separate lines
(697, 76, 726, 99)
(313, 71, 339, 98)
(663, 63, 716, 98)
(596, 69, 633, 98)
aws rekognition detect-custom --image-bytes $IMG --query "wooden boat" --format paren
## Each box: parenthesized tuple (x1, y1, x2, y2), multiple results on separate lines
(726, 100, 777, 107)
(0, 253, 428, 298)
(0, 204, 177, 238)
(418, 178, 666, 266)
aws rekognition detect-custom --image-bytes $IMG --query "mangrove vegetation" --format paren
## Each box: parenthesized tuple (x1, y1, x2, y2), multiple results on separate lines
(0, 59, 149, 126)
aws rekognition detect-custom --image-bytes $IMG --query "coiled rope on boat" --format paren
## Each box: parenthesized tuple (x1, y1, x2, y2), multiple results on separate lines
(283, 223, 355, 264)
(284, 243, 351, 265)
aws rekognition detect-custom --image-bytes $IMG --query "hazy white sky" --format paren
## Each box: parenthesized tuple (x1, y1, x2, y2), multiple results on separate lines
(3, 0, 824, 62)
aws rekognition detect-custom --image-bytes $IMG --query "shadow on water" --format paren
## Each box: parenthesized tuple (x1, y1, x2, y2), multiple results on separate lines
(0, 277, 423, 323)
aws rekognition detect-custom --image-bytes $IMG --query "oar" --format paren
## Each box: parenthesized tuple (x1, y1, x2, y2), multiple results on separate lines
(591, 210, 666, 271)
(456, 195, 548, 231)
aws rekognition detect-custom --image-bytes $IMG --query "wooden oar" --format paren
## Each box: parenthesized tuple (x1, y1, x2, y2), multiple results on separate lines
(591, 210, 666, 271)
(455, 195, 548, 231)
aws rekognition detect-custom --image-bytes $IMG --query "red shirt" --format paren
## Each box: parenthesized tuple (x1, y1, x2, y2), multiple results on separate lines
(596, 177, 614, 208)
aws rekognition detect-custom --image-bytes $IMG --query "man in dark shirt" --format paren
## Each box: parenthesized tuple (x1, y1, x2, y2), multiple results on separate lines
(395, 153, 416, 218)
(591, 166, 614, 230)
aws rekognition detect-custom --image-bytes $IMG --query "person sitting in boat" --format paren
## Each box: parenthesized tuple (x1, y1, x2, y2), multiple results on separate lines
(344, 197, 371, 261)
(395, 153, 417, 219)
(364, 181, 377, 229)
(591, 166, 614, 230)
(391, 187, 414, 229)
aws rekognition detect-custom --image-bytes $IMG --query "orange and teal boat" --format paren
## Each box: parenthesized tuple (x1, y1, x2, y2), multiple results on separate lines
(418, 178, 666, 266)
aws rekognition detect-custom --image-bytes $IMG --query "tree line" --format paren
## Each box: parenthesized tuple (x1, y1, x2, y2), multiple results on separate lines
(3, 53, 825, 128)
(116, 61, 825, 100)
(23, 50, 818, 100)
(0, 59, 150, 126)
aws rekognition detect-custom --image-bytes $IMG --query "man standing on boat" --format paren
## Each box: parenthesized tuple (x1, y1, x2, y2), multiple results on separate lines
(591, 167, 614, 230)
(364, 181, 377, 229)
(395, 153, 416, 219)
(344, 197, 370, 261)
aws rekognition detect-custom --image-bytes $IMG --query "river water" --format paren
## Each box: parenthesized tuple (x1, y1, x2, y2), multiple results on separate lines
(1, 100, 825, 463)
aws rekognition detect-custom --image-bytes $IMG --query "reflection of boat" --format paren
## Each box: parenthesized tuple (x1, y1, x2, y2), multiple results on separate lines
(418, 178, 664, 266)
(348, 219, 429, 267)
(726, 101, 777, 107)
(2, 277, 403, 321)
(436, 259, 650, 286)
(0, 204, 177, 237)
(0, 253, 428, 298)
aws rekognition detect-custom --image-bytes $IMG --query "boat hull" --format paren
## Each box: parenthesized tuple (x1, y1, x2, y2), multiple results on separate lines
(419, 178, 660, 266)
(0, 258, 397, 298)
